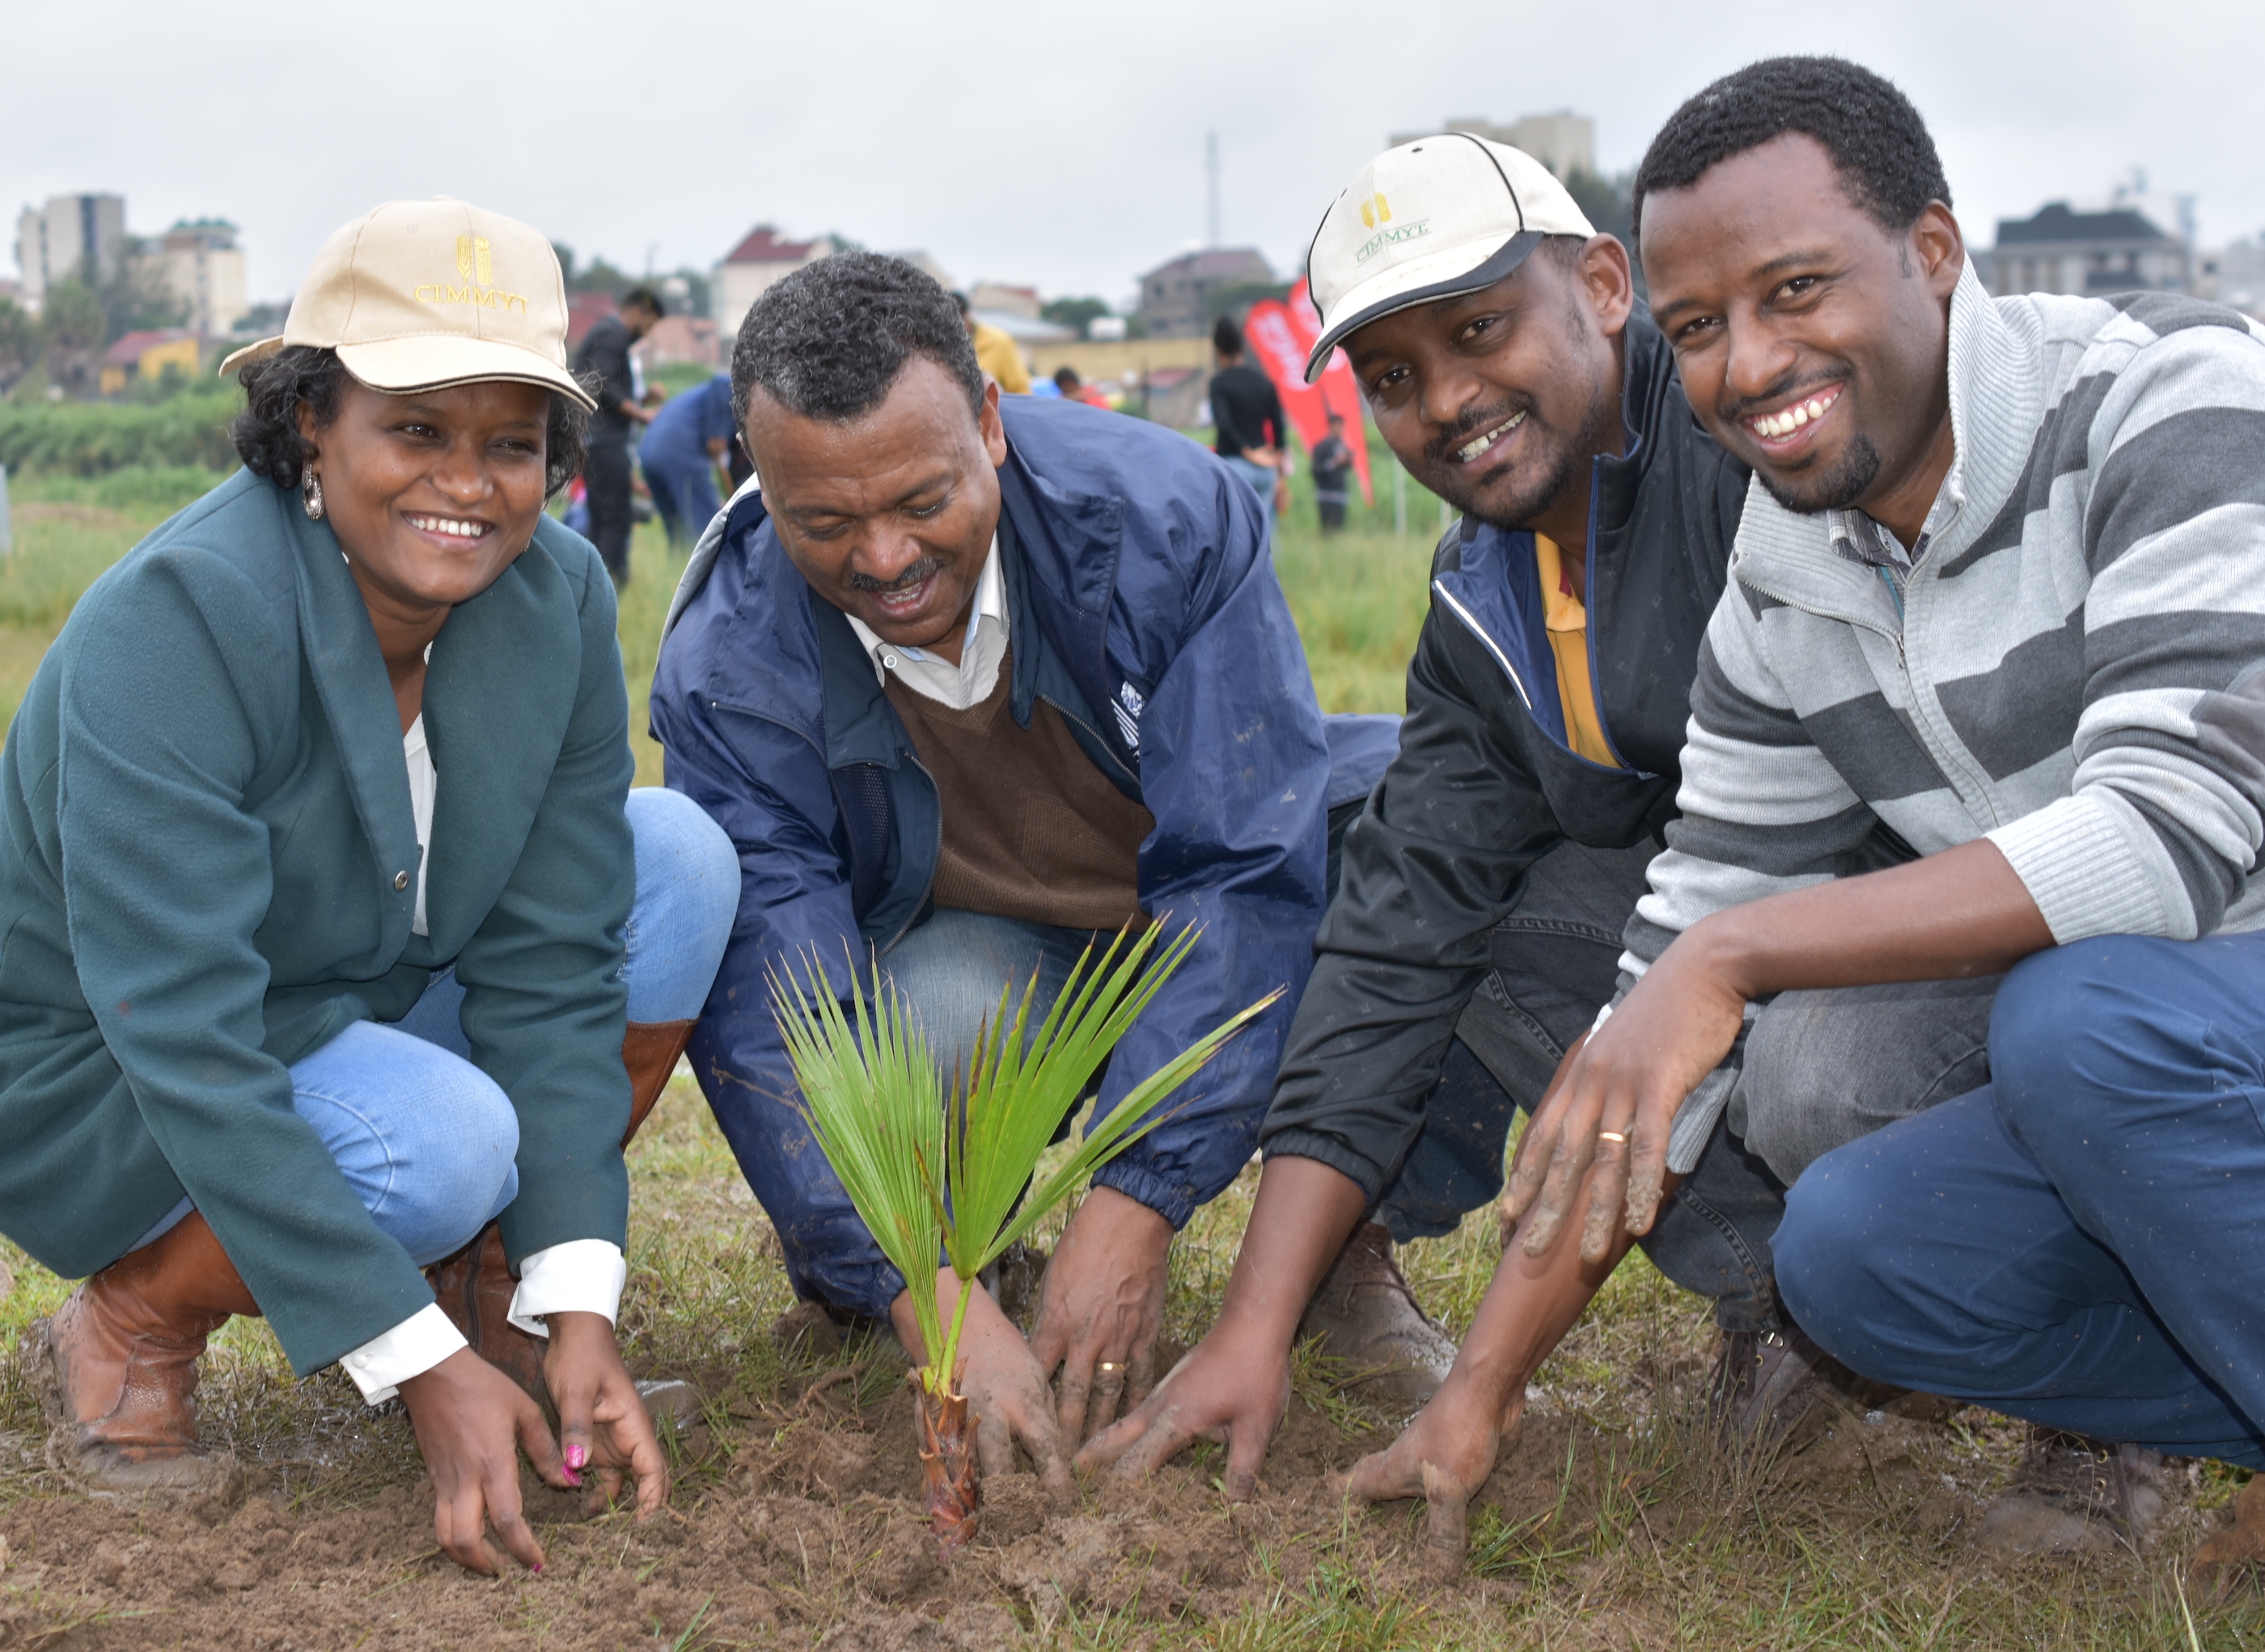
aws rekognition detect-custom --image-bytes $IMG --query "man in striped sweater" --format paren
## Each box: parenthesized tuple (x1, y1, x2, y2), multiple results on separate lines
(1345, 57, 2265, 1573)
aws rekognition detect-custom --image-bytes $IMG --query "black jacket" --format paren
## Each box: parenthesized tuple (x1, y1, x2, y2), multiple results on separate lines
(573, 315, 636, 443)
(1260, 314, 1748, 1198)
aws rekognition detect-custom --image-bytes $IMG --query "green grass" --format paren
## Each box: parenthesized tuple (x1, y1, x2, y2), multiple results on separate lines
(0, 459, 2257, 1649)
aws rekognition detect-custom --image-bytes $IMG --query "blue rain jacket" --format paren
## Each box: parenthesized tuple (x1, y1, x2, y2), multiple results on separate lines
(650, 394, 1395, 1316)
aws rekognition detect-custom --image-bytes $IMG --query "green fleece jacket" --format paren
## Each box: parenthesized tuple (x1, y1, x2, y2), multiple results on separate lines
(0, 468, 635, 1374)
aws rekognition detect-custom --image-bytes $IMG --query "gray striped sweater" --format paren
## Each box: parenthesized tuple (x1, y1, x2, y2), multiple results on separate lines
(1625, 263, 2265, 1164)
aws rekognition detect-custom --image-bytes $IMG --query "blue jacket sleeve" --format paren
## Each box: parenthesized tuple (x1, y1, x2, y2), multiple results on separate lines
(650, 685, 908, 1320)
(1088, 464, 1331, 1225)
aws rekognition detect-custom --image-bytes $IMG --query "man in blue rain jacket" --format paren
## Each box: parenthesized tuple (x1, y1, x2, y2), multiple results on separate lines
(650, 252, 1394, 1492)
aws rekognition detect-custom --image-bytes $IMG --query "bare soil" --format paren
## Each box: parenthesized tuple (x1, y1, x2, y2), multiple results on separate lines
(0, 1328, 2246, 1651)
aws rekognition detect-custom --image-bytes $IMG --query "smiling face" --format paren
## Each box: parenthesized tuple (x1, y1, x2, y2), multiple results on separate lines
(1345, 238, 1632, 532)
(1641, 133, 1964, 524)
(743, 355, 1006, 661)
(302, 377, 552, 622)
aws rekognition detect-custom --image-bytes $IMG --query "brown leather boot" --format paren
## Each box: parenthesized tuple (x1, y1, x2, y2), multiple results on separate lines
(1296, 1222, 1458, 1417)
(39, 1211, 256, 1495)
(426, 1019, 700, 1407)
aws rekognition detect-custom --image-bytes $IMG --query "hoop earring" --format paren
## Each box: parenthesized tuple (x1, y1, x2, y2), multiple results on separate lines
(302, 471, 325, 522)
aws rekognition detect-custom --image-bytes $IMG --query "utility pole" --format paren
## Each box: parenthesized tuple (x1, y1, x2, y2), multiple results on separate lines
(1206, 131, 1221, 248)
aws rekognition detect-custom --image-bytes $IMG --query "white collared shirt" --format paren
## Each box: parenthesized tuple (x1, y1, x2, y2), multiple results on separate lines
(845, 536, 1008, 709)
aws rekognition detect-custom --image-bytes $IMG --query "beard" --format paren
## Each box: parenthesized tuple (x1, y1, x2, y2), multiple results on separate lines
(1420, 393, 1594, 533)
(1755, 429, 1885, 517)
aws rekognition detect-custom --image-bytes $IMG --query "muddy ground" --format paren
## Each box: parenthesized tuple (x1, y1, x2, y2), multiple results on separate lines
(0, 1324, 2252, 1651)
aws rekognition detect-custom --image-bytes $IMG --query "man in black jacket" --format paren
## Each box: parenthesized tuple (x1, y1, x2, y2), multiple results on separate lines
(1086, 134, 1790, 1492)
(572, 285, 662, 586)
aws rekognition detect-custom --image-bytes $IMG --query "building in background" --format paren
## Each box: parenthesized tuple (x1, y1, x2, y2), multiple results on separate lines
(97, 328, 199, 395)
(1387, 112, 1595, 180)
(1136, 248, 1273, 338)
(149, 218, 248, 336)
(967, 282, 1040, 320)
(636, 314, 721, 370)
(713, 226, 837, 341)
(2200, 240, 2265, 317)
(1979, 201, 2191, 299)
(13, 193, 127, 308)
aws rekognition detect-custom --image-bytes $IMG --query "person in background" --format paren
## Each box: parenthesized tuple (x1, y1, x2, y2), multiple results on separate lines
(639, 373, 736, 548)
(1310, 410, 1352, 534)
(571, 285, 663, 586)
(1209, 315, 1288, 549)
(953, 291, 1032, 393)
(0, 200, 739, 1575)
(1053, 365, 1111, 409)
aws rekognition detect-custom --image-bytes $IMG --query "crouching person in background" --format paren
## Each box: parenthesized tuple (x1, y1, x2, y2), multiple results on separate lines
(0, 200, 737, 1577)
(650, 252, 1396, 1497)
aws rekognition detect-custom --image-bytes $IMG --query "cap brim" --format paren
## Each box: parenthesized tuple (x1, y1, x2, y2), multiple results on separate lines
(1304, 229, 1543, 382)
(339, 337, 599, 412)
(218, 336, 285, 378)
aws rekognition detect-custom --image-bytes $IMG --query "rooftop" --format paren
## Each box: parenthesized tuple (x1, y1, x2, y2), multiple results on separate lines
(1995, 202, 2170, 247)
(1139, 247, 1273, 282)
(722, 224, 827, 265)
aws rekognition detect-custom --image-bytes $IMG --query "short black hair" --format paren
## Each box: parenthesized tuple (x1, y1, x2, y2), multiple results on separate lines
(1632, 57, 1951, 240)
(621, 285, 664, 318)
(229, 345, 587, 498)
(1053, 365, 1082, 391)
(1212, 314, 1243, 358)
(732, 252, 984, 427)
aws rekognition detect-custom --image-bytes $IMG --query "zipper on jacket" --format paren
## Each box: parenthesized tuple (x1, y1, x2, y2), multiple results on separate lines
(1431, 580, 1534, 710)
(1039, 693, 1142, 790)
(878, 749, 944, 957)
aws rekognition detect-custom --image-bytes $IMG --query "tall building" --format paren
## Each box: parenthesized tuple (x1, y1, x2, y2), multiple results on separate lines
(151, 218, 248, 336)
(1387, 112, 1596, 180)
(13, 193, 127, 307)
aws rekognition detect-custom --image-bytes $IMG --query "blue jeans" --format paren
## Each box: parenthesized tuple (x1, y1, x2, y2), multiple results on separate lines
(133, 787, 739, 1264)
(1778, 933, 2265, 1466)
(641, 452, 722, 549)
(1223, 456, 1276, 556)
(879, 908, 1101, 1086)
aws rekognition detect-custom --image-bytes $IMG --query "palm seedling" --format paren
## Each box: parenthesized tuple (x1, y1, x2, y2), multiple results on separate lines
(774, 922, 1278, 1551)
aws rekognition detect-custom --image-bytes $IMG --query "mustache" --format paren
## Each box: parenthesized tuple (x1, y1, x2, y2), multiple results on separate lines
(848, 556, 944, 595)
(1423, 395, 1539, 470)
(1717, 372, 1844, 427)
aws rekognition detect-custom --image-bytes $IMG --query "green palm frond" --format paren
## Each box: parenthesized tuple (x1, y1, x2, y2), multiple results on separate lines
(774, 925, 1280, 1396)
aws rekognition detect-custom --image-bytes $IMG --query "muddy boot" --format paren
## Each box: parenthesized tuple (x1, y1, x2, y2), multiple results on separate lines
(1977, 1427, 2166, 1555)
(1709, 1321, 1900, 1450)
(2195, 1471, 2265, 1597)
(429, 1019, 700, 1408)
(36, 1210, 256, 1496)
(1296, 1222, 1457, 1414)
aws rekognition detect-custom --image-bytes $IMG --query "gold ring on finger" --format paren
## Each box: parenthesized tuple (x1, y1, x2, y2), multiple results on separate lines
(1097, 1362, 1121, 1374)
(1597, 1130, 1628, 1144)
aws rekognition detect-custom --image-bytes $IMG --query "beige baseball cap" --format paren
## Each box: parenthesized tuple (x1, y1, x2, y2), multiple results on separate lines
(1302, 134, 1595, 382)
(221, 197, 596, 410)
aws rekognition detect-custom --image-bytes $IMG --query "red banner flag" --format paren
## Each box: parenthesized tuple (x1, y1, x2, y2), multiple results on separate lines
(1243, 282, 1374, 506)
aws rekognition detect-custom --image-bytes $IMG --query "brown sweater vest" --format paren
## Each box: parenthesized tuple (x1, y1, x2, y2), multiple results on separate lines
(883, 646, 1154, 934)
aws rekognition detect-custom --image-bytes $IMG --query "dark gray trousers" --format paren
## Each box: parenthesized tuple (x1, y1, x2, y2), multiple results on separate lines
(1372, 837, 1999, 1333)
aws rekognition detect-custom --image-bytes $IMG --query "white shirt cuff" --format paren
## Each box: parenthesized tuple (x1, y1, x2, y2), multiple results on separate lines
(341, 1303, 466, 1404)
(507, 1239, 627, 1337)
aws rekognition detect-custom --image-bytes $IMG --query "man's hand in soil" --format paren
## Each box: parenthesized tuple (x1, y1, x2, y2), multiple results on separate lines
(1080, 1156, 1369, 1497)
(1028, 1186, 1171, 1447)
(541, 1310, 668, 1519)
(892, 1269, 1073, 1500)
(1340, 1367, 1524, 1578)
(399, 1346, 569, 1576)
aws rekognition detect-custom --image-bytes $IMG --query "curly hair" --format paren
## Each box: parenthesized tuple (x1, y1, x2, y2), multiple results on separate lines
(230, 345, 589, 498)
(1631, 57, 1951, 241)
(730, 252, 983, 429)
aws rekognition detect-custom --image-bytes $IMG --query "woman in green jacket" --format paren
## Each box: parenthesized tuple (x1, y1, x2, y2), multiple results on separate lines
(0, 200, 738, 1577)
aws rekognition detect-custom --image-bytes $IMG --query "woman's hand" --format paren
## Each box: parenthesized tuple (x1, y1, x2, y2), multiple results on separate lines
(542, 1310, 670, 1519)
(399, 1347, 568, 1576)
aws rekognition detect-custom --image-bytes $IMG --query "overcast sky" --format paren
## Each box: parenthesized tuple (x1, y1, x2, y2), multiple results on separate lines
(10, 0, 2262, 310)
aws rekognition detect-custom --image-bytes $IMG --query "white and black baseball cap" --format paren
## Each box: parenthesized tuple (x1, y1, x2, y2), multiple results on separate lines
(1302, 134, 1595, 382)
